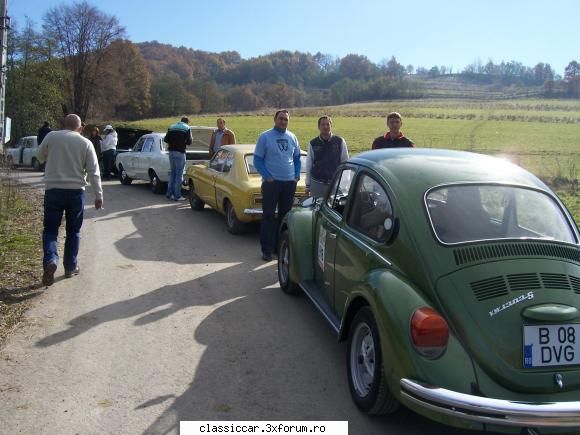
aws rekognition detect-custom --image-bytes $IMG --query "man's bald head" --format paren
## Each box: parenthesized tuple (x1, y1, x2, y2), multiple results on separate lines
(63, 114, 82, 131)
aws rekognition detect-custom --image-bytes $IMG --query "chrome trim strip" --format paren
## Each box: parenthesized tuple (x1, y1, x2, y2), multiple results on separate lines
(299, 283, 340, 334)
(400, 378, 580, 427)
(244, 208, 263, 215)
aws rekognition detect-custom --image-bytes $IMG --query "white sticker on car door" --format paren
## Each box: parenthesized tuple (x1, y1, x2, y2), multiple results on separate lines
(318, 226, 326, 271)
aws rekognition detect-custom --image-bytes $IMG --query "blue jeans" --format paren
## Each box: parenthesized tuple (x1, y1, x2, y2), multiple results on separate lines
(167, 151, 186, 199)
(260, 180, 297, 256)
(102, 149, 116, 178)
(43, 189, 84, 271)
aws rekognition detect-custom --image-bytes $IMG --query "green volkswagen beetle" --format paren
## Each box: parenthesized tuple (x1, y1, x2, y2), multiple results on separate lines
(277, 148, 580, 434)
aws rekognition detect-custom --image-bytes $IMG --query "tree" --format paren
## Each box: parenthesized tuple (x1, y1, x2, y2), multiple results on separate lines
(91, 40, 151, 120)
(43, 1, 125, 119)
(262, 83, 296, 108)
(6, 19, 65, 140)
(150, 73, 200, 117)
(225, 86, 262, 111)
(564, 60, 580, 97)
(339, 54, 377, 80)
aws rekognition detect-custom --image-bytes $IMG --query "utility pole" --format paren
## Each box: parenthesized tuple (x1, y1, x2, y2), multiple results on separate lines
(0, 0, 8, 154)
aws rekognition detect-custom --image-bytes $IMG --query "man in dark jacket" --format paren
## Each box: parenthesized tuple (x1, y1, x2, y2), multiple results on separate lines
(305, 116, 349, 199)
(37, 121, 52, 145)
(371, 112, 415, 149)
(164, 116, 193, 201)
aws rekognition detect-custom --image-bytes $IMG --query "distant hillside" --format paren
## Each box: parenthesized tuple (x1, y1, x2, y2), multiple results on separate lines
(419, 75, 544, 99)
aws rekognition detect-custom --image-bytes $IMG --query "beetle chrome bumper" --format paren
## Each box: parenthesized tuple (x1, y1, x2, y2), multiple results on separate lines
(400, 378, 580, 428)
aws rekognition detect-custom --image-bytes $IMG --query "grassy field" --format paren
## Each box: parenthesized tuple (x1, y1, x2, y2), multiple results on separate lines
(125, 98, 579, 222)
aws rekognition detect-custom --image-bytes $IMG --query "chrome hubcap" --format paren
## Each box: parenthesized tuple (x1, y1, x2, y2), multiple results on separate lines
(350, 322, 375, 397)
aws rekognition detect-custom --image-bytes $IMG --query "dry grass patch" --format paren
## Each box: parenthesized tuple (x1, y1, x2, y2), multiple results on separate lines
(0, 175, 44, 345)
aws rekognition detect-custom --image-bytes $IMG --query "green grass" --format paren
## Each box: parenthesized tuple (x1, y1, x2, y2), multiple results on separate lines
(124, 98, 579, 223)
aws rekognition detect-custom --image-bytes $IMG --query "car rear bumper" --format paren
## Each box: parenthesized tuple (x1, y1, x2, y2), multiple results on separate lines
(244, 208, 263, 216)
(400, 378, 580, 428)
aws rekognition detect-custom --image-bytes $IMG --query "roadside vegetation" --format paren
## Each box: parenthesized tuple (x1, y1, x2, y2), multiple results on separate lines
(0, 171, 44, 344)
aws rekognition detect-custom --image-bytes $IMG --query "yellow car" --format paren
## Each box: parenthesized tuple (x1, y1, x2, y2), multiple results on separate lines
(185, 144, 308, 234)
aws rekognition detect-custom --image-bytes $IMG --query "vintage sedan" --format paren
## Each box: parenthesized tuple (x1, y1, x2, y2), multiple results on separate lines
(278, 148, 580, 433)
(6, 136, 42, 170)
(186, 144, 308, 234)
(116, 129, 212, 194)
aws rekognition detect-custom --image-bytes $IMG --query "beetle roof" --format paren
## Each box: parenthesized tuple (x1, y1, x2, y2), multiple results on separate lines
(350, 148, 549, 193)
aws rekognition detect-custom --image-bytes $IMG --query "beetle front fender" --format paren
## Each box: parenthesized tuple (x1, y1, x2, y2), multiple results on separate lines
(282, 209, 314, 284)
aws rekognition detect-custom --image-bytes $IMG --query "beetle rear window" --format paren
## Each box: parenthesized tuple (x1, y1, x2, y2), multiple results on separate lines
(426, 185, 577, 244)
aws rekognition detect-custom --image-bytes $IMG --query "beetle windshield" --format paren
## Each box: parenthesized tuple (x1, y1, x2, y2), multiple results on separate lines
(245, 154, 307, 174)
(426, 185, 577, 244)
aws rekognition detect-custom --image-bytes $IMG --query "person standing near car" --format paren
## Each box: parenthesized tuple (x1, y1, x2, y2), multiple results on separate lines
(164, 116, 193, 201)
(89, 127, 103, 170)
(100, 125, 118, 180)
(305, 116, 349, 199)
(37, 121, 52, 145)
(209, 117, 236, 158)
(37, 114, 103, 286)
(371, 112, 415, 149)
(254, 109, 301, 261)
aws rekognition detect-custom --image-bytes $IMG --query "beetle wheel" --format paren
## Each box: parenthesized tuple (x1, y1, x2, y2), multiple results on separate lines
(347, 306, 398, 415)
(277, 230, 301, 294)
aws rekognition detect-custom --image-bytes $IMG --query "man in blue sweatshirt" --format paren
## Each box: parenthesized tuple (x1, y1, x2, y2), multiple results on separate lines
(254, 110, 301, 261)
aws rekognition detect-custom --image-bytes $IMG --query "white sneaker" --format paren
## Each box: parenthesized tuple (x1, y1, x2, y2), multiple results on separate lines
(174, 196, 186, 201)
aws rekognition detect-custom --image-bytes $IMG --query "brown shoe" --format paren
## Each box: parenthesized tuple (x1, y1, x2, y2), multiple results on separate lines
(42, 262, 57, 286)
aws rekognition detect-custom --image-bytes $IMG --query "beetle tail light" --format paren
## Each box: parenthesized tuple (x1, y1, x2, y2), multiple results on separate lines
(411, 307, 449, 359)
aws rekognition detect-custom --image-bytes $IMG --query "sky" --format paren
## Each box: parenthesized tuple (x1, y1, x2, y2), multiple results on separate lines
(9, 0, 580, 75)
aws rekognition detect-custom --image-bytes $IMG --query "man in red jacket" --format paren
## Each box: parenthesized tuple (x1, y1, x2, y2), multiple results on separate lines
(371, 112, 415, 149)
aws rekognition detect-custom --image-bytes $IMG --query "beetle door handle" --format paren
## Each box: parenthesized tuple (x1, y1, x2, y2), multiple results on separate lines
(327, 231, 337, 239)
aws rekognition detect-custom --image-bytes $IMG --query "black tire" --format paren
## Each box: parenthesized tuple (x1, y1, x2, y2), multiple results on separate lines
(150, 171, 166, 194)
(347, 306, 399, 415)
(277, 230, 301, 294)
(224, 200, 246, 234)
(32, 158, 41, 171)
(118, 165, 133, 185)
(188, 180, 205, 210)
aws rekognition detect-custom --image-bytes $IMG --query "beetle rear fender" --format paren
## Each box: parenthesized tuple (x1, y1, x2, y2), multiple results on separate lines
(282, 209, 314, 283)
(343, 270, 476, 398)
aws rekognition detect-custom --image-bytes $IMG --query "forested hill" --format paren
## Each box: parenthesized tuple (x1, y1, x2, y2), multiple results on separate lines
(135, 41, 561, 116)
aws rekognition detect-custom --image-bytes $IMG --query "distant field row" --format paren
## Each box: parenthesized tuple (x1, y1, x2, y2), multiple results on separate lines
(130, 113, 579, 181)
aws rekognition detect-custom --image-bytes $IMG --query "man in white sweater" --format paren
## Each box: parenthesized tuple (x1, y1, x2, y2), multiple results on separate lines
(37, 114, 103, 286)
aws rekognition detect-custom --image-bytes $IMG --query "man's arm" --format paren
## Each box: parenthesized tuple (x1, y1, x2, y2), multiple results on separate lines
(85, 143, 103, 208)
(254, 134, 273, 181)
(229, 130, 236, 144)
(341, 138, 350, 162)
(305, 143, 313, 188)
(293, 142, 301, 180)
(186, 128, 193, 146)
(37, 136, 49, 163)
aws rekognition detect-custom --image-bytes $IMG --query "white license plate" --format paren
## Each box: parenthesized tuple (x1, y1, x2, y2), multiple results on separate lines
(523, 324, 580, 368)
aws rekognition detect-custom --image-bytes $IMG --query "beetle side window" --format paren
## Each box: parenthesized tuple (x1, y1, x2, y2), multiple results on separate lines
(326, 168, 355, 216)
(347, 174, 393, 242)
(223, 152, 234, 172)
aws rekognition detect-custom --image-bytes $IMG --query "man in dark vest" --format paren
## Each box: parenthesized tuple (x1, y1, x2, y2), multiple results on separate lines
(305, 116, 349, 199)
(371, 111, 415, 149)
